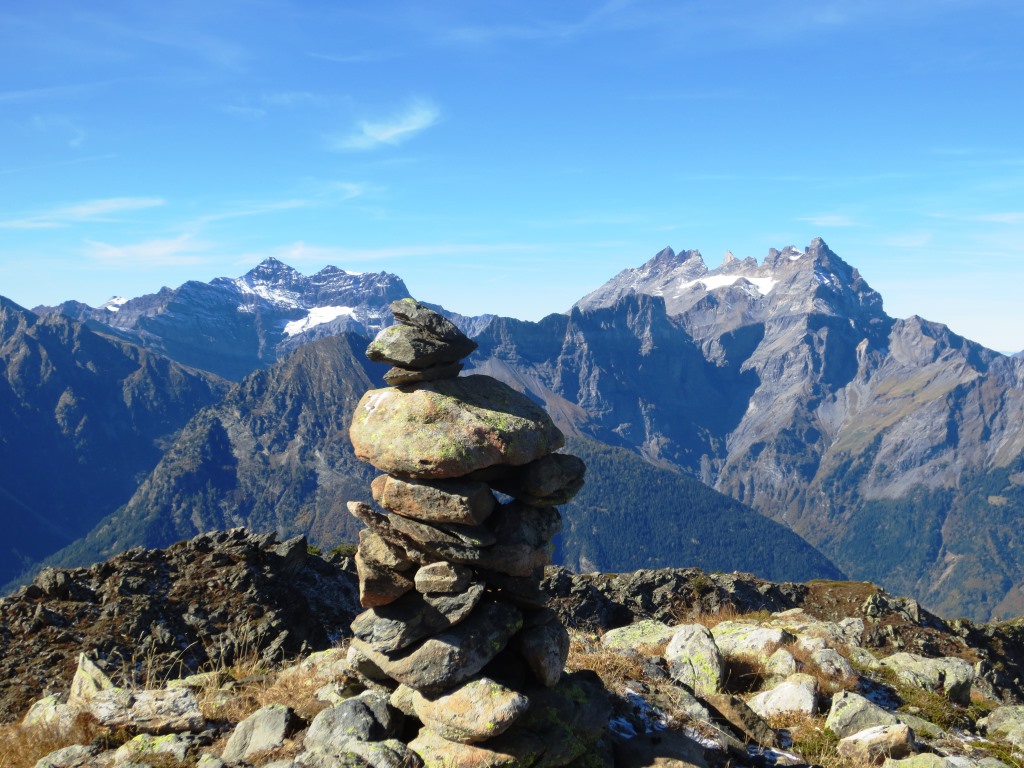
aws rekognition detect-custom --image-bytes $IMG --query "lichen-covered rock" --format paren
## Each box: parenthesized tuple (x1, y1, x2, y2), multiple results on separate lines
(710, 621, 795, 661)
(826, 691, 902, 739)
(366, 323, 473, 370)
(879, 652, 975, 706)
(412, 677, 530, 744)
(664, 624, 724, 696)
(979, 704, 1024, 747)
(349, 376, 564, 479)
(67, 653, 115, 708)
(600, 619, 679, 651)
(703, 693, 777, 748)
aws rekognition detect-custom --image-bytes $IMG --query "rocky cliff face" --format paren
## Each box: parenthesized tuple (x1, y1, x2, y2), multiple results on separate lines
(473, 239, 1024, 621)
(37, 258, 413, 381)
(0, 297, 227, 589)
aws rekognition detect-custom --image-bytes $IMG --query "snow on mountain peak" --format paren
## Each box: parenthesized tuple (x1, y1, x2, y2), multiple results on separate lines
(101, 296, 129, 312)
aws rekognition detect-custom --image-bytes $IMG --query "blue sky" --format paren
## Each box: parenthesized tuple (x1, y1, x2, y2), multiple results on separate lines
(2, 1, 1023, 350)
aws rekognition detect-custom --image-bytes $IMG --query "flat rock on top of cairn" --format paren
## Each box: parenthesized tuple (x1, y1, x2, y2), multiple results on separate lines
(367, 298, 477, 371)
(350, 375, 565, 479)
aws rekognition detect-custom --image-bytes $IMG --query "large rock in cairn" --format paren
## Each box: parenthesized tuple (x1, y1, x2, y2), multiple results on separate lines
(346, 299, 610, 767)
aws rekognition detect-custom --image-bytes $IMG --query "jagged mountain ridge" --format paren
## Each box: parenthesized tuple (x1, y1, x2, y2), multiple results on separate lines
(470, 238, 1024, 621)
(39, 258, 415, 381)
(0, 297, 228, 588)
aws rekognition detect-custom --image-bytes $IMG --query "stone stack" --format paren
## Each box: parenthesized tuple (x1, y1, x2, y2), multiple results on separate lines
(347, 298, 608, 767)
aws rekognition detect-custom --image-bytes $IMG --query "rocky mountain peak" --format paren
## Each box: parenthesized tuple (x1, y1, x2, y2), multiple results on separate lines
(244, 256, 303, 283)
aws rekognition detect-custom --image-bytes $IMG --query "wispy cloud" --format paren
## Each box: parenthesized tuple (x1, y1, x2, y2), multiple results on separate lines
(308, 50, 394, 64)
(30, 114, 87, 148)
(796, 214, 858, 227)
(333, 99, 440, 151)
(0, 81, 111, 104)
(85, 233, 209, 266)
(0, 153, 116, 177)
(245, 240, 544, 263)
(971, 211, 1024, 224)
(221, 104, 266, 119)
(261, 91, 323, 107)
(194, 198, 313, 225)
(0, 196, 164, 229)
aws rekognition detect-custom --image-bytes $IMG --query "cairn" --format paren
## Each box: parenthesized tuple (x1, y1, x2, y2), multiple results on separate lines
(346, 299, 608, 766)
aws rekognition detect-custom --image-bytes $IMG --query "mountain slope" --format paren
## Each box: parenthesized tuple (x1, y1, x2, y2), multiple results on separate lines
(472, 238, 1024, 620)
(0, 297, 227, 586)
(558, 436, 843, 582)
(50, 333, 388, 568)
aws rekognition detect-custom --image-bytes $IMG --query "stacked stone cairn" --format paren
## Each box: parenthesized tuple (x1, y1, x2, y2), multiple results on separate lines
(346, 298, 610, 766)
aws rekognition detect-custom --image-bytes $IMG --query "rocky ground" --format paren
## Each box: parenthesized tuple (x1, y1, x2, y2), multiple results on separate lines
(1, 528, 1024, 766)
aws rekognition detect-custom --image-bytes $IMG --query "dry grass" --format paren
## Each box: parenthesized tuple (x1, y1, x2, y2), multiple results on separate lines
(565, 634, 653, 690)
(766, 711, 878, 768)
(0, 712, 110, 768)
(681, 605, 774, 629)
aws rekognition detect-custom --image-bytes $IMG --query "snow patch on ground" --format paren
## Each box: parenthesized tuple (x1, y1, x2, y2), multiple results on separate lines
(283, 306, 355, 336)
(102, 297, 128, 312)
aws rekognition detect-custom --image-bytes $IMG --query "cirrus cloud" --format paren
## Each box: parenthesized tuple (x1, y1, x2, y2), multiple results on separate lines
(333, 99, 440, 151)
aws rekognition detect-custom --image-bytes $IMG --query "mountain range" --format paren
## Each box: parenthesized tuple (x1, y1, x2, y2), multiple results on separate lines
(7, 238, 1024, 620)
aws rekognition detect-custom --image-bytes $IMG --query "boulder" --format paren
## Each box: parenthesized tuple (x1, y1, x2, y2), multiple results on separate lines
(979, 704, 1024, 747)
(372, 474, 497, 525)
(114, 733, 193, 763)
(601, 620, 679, 651)
(613, 730, 710, 768)
(664, 624, 724, 696)
(879, 653, 975, 706)
(747, 673, 819, 718)
(826, 691, 901, 739)
(349, 376, 564, 479)
(88, 686, 205, 734)
(412, 677, 530, 743)
(348, 600, 523, 695)
(223, 704, 301, 761)
(710, 622, 794, 660)
(837, 723, 916, 764)
(764, 647, 798, 682)
(355, 548, 414, 608)
(366, 322, 475, 370)
(811, 648, 857, 682)
(33, 744, 101, 768)
(22, 695, 80, 740)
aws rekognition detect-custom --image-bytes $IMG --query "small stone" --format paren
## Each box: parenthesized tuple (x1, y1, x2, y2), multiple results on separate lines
(515, 617, 569, 687)
(372, 474, 497, 526)
(415, 562, 473, 594)
(352, 582, 486, 653)
(355, 549, 414, 608)
(22, 695, 79, 740)
(412, 677, 530, 743)
(33, 744, 101, 768)
(348, 600, 523, 695)
(67, 652, 114, 708)
(358, 527, 416, 573)
(764, 647, 798, 682)
(488, 453, 586, 506)
(223, 704, 300, 761)
(384, 361, 463, 386)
